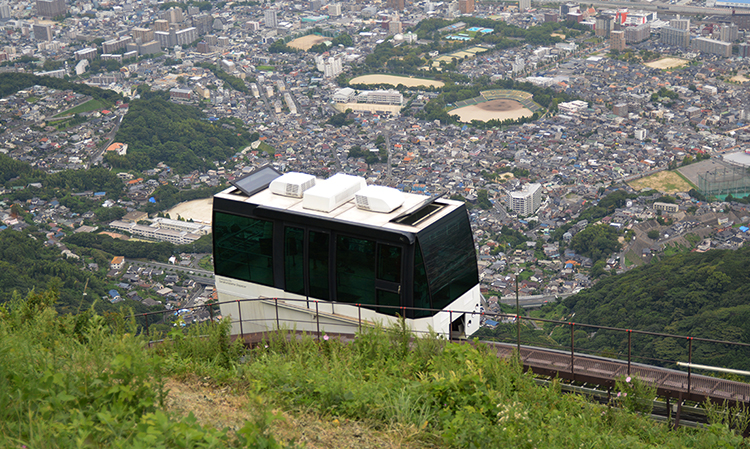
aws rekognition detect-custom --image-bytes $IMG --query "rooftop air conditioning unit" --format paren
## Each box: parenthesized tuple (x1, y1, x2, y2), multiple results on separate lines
(303, 173, 366, 212)
(355, 185, 404, 213)
(269, 172, 317, 198)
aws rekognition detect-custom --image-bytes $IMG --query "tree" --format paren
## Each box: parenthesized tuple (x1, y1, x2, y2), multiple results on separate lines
(647, 229, 660, 240)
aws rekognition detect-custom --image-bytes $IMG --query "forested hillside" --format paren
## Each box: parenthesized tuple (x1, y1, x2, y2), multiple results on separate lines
(108, 94, 253, 173)
(551, 247, 750, 369)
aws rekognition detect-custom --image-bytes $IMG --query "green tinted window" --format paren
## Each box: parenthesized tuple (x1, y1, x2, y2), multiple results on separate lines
(284, 227, 304, 295)
(413, 242, 431, 318)
(336, 236, 375, 305)
(214, 212, 274, 286)
(308, 231, 330, 300)
(417, 208, 478, 311)
(377, 244, 402, 283)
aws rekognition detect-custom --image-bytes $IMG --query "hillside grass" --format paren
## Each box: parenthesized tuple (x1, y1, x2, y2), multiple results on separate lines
(1, 288, 747, 448)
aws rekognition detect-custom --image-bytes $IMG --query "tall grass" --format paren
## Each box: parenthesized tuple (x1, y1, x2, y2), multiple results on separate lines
(243, 318, 748, 448)
(1, 290, 748, 448)
(0, 288, 288, 448)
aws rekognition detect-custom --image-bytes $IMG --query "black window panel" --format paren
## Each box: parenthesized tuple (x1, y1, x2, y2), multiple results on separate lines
(230, 165, 281, 197)
(376, 289, 401, 315)
(308, 231, 330, 300)
(412, 242, 431, 318)
(214, 212, 274, 286)
(417, 207, 478, 311)
(284, 227, 304, 295)
(377, 244, 402, 283)
(336, 235, 376, 305)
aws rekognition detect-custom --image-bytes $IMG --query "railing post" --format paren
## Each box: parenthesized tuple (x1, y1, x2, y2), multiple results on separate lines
(145, 313, 150, 338)
(315, 301, 320, 340)
(570, 322, 575, 375)
(237, 299, 243, 343)
(627, 329, 632, 376)
(688, 337, 693, 394)
(209, 305, 214, 323)
(274, 298, 280, 330)
(357, 304, 361, 334)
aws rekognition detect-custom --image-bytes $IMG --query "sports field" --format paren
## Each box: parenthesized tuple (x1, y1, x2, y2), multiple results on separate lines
(166, 198, 213, 224)
(349, 74, 444, 88)
(628, 171, 693, 194)
(644, 58, 688, 70)
(287, 34, 328, 50)
(450, 99, 533, 123)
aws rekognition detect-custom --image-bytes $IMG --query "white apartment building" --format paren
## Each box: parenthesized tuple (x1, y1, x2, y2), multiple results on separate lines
(507, 183, 542, 216)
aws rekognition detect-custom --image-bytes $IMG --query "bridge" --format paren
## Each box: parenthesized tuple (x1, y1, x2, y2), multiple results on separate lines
(133, 297, 750, 429)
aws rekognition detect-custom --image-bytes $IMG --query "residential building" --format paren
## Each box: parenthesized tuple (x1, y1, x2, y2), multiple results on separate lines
(389, 19, 402, 34)
(387, 0, 405, 10)
(131, 27, 154, 43)
(0, 4, 10, 19)
(102, 36, 132, 54)
(507, 183, 542, 216)
(661, 26, 690, 48)
(595, 14, 615, 38)
(153, 19, 169, 32)
(33, 24, 53, 42)
(670, 18, 690, 30)
(459, 0, 475, 14)
(264, 9, 278, 28)
(692, 37, 732, 57)
(624, 23, 650, 43)
(329, 3, 342, 16)
(720, 23, 738, 42)
(36, 0, 66, 19)
(519, 0, 531, 12)
(610, 30, 626, 51)
(74, 47, 97, 60)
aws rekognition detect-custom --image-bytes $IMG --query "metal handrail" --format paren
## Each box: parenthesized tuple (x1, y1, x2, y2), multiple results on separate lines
(130, 295, 750, 397)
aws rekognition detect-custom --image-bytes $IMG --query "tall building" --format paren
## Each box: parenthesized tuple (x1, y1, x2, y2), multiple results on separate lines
(387, 0, 405, 10)
(692, 36, 732, 57)
(33, 24, 53, 41)
(595, 14, 615, 38)
(264, 9, 278, 28)
(36, 0, 66, 19)
(560, 2, 579, 16)
(389, 19, 402, 34)
(0, 4, 11, 19)
(661, 26, 690, 47)
(624, 23, 649, 43)
(720, 23, 738, 42)
(508, 183, 542, 216)
(670, 18, 690, 30)
(610, 30, 626, 51)
(458, 0, 475, 14)
(519, 0, 531, 12)
(164, 7, 183, 24)
(328, 3, 342, 16)
(153, 19, 169, 32)
(131, 27, 154, 43)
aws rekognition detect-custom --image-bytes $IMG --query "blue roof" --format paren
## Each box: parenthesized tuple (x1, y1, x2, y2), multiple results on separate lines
(485, 319, 499, 326)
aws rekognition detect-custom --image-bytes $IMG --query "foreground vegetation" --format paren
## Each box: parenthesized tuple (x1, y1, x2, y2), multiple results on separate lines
(1, 289, 748, 448)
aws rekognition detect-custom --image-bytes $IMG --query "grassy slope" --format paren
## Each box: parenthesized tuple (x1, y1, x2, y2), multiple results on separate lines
(0, 289, 746, 448)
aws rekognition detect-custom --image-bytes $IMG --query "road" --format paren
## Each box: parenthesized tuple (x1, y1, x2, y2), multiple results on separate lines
(91, 114, 125, 167)
(126, 258, 215, 285)
(499, 292, 576, 309)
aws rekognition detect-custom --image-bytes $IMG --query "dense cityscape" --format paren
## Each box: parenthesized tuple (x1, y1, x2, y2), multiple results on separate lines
(2, 0, 750, 315)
